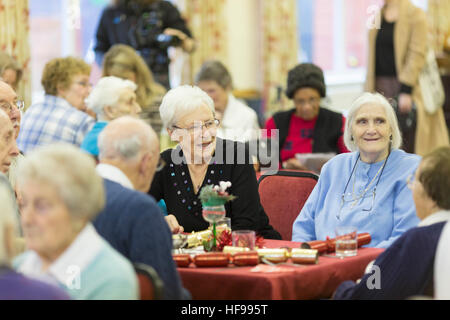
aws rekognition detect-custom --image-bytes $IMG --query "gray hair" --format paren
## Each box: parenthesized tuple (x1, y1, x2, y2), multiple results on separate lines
(159, 85, 215, 129)
(0, 173, 19, 265)
(98, 116, 154, 163)
(194, 60, 233, 89)
(16, 144, 105, 221)
(343, 92, 402, 151)
(86, 76, 137, 119)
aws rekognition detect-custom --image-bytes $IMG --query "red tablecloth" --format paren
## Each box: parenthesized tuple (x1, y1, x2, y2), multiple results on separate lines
(178, 239, 383, 300)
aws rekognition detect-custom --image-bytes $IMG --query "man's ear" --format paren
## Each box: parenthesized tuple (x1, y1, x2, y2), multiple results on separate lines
(139, 152, 151, 176)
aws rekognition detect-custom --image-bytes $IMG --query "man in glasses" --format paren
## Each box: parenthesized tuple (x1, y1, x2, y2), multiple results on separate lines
(0, 80, 22, 189)
(0, 109, 19, 174)
(93, 116, 190, 300)
(0, 80, 23, 139)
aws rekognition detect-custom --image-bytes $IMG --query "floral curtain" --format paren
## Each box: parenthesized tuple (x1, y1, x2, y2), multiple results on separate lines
(427, 0, 450, 53)
(173, 0, 227, 85)
(260, 0, 299, 116)
(0, 0, 31, 108)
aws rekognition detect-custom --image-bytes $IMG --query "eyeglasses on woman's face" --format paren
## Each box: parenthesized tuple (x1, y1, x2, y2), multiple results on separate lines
(173, 119, 220, 133)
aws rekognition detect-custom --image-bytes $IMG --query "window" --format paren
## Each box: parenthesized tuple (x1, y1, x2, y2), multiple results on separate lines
(29, 0, 108, 102)
(297, 0, 428, 86)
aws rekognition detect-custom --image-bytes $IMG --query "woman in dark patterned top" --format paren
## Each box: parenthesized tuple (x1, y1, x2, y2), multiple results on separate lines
(149, 85, 281, 239)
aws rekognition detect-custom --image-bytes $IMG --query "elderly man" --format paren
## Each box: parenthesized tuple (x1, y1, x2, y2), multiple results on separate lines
(0, 80, 22, 139)
(81, 76, 141, 158)
(94, 116, 189, 300)
(0, 109, 19, 174)
(0, 80, 24, 189)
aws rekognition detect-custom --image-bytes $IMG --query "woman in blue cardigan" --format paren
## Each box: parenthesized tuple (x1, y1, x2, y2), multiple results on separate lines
(292, 92, 420, 248)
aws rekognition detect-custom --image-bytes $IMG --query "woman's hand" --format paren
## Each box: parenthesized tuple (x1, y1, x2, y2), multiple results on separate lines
(165, 214, 184, 234)
(163, 28, 195, 53)
(398, 93, 413, 114)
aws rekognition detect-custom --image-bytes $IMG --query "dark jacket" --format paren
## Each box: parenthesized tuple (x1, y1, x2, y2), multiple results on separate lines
(94, 1, 192, 87)
(93, 179, 190, 300)
(334, 222, 446, 300)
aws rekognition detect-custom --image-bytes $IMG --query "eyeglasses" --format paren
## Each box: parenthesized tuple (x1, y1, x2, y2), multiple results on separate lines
(337, 151, 390, 220)
(75, 81, 92, 88)
(173, 119, 220, 133)
(0, 100, 25, 113)
(293, 97, 320, 107)
(341, 188, 377, 213)
(156, 158, 166, 172)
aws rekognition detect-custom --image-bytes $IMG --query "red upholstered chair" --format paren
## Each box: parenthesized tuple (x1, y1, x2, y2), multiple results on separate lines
(258, 170, 318, 240)
(134, 263, 164, 300)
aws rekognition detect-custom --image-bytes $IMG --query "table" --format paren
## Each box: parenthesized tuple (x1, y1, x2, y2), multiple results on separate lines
(178, 239, 383, 300)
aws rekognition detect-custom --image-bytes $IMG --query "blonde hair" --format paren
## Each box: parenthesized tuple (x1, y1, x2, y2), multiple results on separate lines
(0, 173, 19, 266)
(16, 144, 105, 221)
(343, 92, 402, 152)
(102, 44, 166, 110)
(41, 56, 91, 95)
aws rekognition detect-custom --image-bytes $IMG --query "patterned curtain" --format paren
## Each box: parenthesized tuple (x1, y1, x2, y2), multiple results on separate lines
(260, 0, 299, 117)
(0, 0, 31, 108)
(173, 0, 227, 84)
(427, 0, 450, 53)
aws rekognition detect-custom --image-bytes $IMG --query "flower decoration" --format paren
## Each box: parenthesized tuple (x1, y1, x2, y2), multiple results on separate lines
(200, 181, 236, 251)
(199, 181, 237, 206)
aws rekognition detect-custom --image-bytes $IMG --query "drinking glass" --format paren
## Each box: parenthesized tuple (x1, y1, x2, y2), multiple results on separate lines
(202, 204, 226, 247)
(232, 230, 256, 250)
(335, 226, 358, 257)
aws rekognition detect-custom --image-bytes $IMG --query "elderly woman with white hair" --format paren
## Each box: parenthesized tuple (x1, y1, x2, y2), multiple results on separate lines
(13, 144, 138, 299)
(148, 85, 281, 239)
(292, 92, 420, 248)
(0, 173, 70, 299)
(81, 76, 141, 157)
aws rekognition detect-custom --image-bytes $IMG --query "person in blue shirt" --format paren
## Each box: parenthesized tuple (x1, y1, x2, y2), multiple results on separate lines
(17, 57, 95, 154)
(292, 92, 420, 248)
(334, 146, 450, 299)
(81, 76, 141, 158)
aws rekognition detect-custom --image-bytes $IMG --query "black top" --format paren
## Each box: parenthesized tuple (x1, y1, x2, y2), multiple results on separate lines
(375, 18, 397, 77)
(94, 1, 192, 88)
(149, 138, 281, 239)
(375, 18, 412, 94)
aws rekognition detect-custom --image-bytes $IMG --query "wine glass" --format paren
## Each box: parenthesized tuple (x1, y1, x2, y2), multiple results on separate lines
(202, 204, 226, 248)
